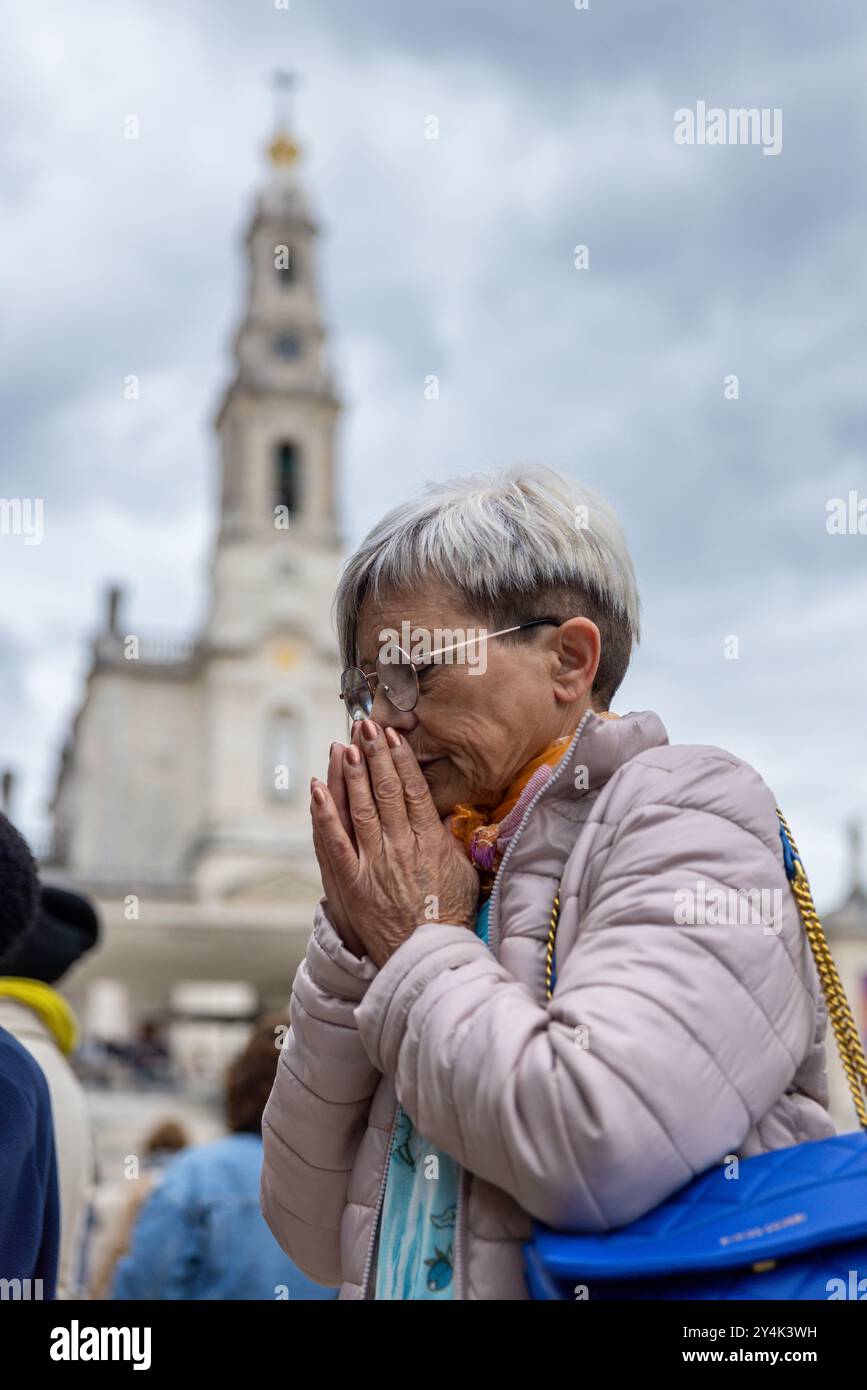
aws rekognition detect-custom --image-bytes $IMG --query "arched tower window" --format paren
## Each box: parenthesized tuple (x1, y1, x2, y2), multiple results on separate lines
(275, 442, 299, 514)
(275, 246, 295, 287)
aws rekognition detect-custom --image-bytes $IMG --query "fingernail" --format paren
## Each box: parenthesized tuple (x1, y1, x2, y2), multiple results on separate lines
(312, 786, 326, 805)
(346, 746, 361, 765)
(329, 742, 337, 756)
(309, 776, 316, 790)
(361, 720, 378, 741)
(385, 728, 401, 747)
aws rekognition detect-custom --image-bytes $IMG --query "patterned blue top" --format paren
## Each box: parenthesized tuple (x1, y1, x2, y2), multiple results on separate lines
(374, 899, 491, 1300)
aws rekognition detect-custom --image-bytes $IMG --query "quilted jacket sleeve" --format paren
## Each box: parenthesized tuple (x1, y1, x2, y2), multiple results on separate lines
(353, 754, 821, 1232)
(260, 897, 379, 1283)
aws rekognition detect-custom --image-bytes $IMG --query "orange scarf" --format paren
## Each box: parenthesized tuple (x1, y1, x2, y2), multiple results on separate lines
(449, 713, 621, 896)
(449, 733, 575, 895)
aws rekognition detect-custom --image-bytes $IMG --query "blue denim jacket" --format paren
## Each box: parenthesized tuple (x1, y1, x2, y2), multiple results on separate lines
(111, 1132, 338, 1301)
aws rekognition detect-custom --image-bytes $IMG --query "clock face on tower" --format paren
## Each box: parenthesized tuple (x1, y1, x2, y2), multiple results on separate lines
(273, 331, 303, 361)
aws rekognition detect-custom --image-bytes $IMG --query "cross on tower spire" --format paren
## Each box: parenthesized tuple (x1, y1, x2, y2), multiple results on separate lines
(268, 69, 302, 166)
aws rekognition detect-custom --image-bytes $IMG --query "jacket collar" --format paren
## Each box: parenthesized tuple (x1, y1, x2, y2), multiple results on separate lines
(541, 708, 670, 802)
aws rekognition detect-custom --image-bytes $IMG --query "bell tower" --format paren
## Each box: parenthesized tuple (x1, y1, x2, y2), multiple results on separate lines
(208, 74, 342, 650)
(190, 82, 347, 900)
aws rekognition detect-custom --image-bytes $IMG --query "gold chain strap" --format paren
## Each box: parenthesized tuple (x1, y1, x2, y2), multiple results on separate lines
(776, 809, 867, 1130)
(545, 893, 559, 1003)
(544, 812, 867, 1129)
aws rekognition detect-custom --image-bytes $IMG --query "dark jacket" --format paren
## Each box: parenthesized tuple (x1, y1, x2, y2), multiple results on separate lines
(0, 1025, 60, 1299)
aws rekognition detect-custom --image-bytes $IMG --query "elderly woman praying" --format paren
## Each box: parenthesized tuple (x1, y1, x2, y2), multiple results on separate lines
(260, 464, 835, 1300)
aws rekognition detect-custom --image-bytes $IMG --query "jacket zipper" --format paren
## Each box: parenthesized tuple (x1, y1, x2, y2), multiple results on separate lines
(454, 711, 594, 1299)
(487, 710, 593, 961)
(359, 1096, 401, 1299)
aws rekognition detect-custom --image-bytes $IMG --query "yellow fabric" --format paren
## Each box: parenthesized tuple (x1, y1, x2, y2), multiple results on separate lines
(0, 977, 78, 1056)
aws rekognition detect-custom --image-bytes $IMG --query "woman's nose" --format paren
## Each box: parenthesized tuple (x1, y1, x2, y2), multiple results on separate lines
(370, 686, 418, 732)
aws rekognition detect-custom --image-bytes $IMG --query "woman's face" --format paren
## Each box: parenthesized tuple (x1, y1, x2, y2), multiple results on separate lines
(352, 583, 601, 816)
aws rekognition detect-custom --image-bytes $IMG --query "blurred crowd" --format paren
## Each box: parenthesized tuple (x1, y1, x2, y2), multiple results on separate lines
(0, 812, 337, 1301)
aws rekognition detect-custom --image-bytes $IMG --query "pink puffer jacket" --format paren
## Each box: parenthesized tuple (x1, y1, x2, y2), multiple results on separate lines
(260, 709, 837, 1299)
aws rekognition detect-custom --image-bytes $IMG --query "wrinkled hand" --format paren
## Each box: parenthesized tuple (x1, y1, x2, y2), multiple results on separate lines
(310, 726, 367, 955)
(310, 720, 480, 967)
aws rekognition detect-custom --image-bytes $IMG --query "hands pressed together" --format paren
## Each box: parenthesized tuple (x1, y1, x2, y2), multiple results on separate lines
(309, 720, 480, 967)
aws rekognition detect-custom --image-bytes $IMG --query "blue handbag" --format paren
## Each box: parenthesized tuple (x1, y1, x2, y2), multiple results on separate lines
(524, 810, 867, 1300)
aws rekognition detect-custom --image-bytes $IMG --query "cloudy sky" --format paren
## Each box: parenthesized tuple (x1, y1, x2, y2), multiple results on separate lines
(3, 0, 866, 907)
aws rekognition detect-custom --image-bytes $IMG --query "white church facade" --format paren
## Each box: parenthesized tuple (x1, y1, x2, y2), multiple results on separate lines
(46, 126, 348, 1075)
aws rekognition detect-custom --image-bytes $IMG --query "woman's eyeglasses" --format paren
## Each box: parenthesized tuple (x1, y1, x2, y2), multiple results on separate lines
(339, 618, 561, 723)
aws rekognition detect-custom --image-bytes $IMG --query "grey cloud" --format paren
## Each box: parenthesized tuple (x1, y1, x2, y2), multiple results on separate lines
(1, 0, 865, 906)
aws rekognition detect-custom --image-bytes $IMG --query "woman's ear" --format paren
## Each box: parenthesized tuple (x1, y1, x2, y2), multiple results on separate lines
(550, 617, 600, 705)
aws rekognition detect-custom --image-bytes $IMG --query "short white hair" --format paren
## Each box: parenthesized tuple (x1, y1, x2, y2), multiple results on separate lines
(333, 464, 641, 707)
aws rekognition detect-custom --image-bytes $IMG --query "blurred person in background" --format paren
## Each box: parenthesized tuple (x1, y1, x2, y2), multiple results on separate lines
(90, 1119, 189, 1301)
(128, 1019, 172, 1088)
(0, 884, 99, 1299)
(111, 1012, 338, 1300)
(0, 814, 60, 1298)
